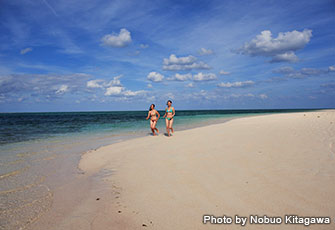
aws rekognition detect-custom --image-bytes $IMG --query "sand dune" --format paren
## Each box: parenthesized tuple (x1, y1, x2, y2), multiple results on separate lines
(55, 110, 335, 229)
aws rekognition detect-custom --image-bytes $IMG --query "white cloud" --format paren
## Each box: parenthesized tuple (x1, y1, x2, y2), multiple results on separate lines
(105, 86, 124, 96)
(101, 28, 132, 47)
(147, 72, 164, 82)
(20, 47, 32, 55)
(87, 79, 104, 88)
(162, 54, 210, 71)
(55, 84, 69, 94)
(217, 80, 255, 88)
(87, 75, 122, 89)
(239, 29, 312, 62)
(123, 90, 146, 96)
(163, 54, 196, 65)
(147, 83, 153, 88)
(167, 73, 192, 81)
(270, 51, 298, 63)
(193, 72, 217, 81)
(85, 75, 146, 98)
(219, 70, 230, 75)
(198, 48, 213, 55)
(106, 75, 122, 86)
(329, 65, 335, 72)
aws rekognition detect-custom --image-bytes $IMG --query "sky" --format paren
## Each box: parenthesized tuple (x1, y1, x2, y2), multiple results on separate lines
(0, 0, 334, 112)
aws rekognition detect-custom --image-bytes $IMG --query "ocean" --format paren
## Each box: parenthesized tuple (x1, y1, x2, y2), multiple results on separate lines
(0, 109, 316, 229)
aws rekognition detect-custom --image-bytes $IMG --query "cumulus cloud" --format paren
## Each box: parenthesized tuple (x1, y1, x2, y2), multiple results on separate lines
(87, 75, 122, 88)
(166, 72, 217, 82)
(86, 75, 144, 97)
(193, 72, 217, 81)
(147, 72, 164, 82)
(123, 90, 146, 96)
(162, 54, 210, 71)
(217, 80, 255, 88)
(167, 73, 192, 81)
(101, 28, 132, 47)
(147, 83, 153, 88)
(20, 47, 32, 55)
(238, 29, 312, 62)
(198, 48, 213, 55)
(329, 65, 335, 72)
(270, 51, 298, 63)
(105, 86, 124, 96)
(0, 72, 146, 103)
(87, 79, 104, 88)
(219, 70, 230, 75)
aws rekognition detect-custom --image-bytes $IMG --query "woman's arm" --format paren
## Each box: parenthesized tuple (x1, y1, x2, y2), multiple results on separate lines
(156, 110, 161, 119)
(172, 107, 175, 117)
(162, 108, 167, 118)
(146, 111, 150, 120)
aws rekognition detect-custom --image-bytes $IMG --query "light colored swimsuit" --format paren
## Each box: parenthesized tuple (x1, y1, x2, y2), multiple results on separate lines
(150, 111, 157, 121)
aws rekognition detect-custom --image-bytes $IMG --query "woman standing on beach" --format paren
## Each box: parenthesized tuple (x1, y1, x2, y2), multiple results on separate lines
(163, 100, 175, 137)
(146, 104, 160, 136)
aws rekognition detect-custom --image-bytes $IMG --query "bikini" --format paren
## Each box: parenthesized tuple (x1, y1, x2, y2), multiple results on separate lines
(150, 111, 157, 121)
(166, 108, 173, 120)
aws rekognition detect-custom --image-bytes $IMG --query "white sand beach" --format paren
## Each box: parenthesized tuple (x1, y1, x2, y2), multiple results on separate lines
(36, 110, 335, 229)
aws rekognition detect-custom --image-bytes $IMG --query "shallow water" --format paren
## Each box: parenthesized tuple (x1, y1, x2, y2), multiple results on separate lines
(0, 109, 316, 229)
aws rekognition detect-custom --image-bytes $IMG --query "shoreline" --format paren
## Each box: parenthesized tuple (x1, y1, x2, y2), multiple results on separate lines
(30, 109, 335, 229)
(1, 110, 289, 230)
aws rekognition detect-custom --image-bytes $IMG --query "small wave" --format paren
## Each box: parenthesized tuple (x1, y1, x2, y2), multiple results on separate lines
(0, 166, 30, 180)
(0, 176, 45, 195)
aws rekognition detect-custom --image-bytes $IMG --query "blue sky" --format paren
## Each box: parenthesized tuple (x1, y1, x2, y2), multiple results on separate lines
(0, 0, 334, 112)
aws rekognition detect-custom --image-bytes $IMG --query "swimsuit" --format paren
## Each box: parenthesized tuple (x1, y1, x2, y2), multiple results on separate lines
(166, 108, 173, 120)
(150, 111, 157, 121)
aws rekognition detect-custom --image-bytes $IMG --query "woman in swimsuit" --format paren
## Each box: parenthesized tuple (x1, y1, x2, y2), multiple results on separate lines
(146, 104, 160, 136)
(163, 100, 175, 137)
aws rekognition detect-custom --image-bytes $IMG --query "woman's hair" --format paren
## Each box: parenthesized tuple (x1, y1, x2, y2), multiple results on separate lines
(167, 100, 172, 105)
(149, 104, 155, 111)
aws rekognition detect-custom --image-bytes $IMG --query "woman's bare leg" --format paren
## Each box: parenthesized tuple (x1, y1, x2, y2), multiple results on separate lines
(169, 119, 174, 133)
(153, 120, 159, 134)
(150, 120, 156, 135)
(165, 119, 170, 136)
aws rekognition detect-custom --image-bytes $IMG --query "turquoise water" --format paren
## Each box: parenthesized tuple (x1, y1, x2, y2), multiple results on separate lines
(0, 109, 316, 146)
(0, 109, 317, 229)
